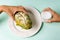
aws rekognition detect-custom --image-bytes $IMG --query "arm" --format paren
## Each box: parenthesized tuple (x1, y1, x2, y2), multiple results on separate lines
(0, 6, 4, 13)
(0, 5, 27, 20)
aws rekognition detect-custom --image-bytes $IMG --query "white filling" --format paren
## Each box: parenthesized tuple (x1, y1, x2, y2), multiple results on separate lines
(41, 11, 52, 20)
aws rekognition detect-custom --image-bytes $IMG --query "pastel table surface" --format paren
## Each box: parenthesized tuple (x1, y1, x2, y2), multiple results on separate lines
(0, 0, 60, 40)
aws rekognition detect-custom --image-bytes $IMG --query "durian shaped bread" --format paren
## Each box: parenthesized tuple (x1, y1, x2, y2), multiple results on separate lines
(15, 11, 32, 30)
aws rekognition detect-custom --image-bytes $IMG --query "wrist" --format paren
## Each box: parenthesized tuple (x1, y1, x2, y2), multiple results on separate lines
(0, 5, 5, 13)
(0, 5, 8, 13)
(56, 15, 60, 22)
(59, 16, 60, 21)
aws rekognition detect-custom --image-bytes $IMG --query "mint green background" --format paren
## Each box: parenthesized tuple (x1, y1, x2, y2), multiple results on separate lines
(0, 0, 60, 40)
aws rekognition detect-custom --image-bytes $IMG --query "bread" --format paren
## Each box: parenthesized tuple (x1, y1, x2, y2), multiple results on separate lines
(14, 11, 32, 30)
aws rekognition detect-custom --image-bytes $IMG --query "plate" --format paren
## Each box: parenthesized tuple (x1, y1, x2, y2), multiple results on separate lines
(8, 6, 42, 38)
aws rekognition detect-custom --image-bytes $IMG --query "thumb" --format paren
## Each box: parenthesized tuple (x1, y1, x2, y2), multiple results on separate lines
(45, 18, 55, 22)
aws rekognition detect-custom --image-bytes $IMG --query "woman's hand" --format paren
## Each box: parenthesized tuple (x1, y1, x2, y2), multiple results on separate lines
(42, 7, 60, 22)
(0, 5, 27, 20)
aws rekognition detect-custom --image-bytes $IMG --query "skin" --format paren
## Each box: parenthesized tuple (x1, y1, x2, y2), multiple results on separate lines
(42, 7, 60, 22)
(0, 5, 60, 22)
(0, 5, 27, 20)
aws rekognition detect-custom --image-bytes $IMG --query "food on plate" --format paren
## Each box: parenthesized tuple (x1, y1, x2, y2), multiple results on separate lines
(14, 11, 32, 30)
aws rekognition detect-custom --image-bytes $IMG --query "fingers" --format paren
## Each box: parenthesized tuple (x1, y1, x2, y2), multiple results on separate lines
(18, 6, 28, 14)
(11, 6, 28, 20)
(45, 19, 54, 22)
(42, 7, 58, 22)
(42, 7, 56, 16)
(43, 7, 51, 11)
(11, 6, 28, 15)
(18, 8, 28, 13)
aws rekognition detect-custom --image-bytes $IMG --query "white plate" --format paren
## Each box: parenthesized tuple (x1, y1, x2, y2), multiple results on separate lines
(8, 6, 42, 38)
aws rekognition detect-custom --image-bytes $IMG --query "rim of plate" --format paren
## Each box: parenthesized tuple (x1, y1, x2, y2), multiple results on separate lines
(8, 6, 42, 38)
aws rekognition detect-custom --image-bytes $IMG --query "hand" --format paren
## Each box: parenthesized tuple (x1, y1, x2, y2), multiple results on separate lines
(0, 5, 27, 20)
(42, 7, 60, 22)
